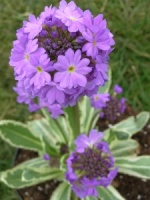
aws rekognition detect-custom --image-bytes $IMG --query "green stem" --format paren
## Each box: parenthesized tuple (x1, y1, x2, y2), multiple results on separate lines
(65, 103, 81, 140)
(71, 103, 80, 138)
(87, 110, 100, 133)
(71, 191, 79, 200)
(41, 108, 51, 121)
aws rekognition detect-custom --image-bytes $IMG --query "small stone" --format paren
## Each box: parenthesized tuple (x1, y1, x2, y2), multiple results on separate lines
(137, 194, 142, 200)
(45, 184, 50, 189)
(108, 124, 113, 128)
(37, 186, 43, 191)
(147, 124, 150, 129)
(24, 191, 29, 196)
(119, 175, 123, 179)
(112, 180, 119, 188)
(144, 143, 148, 147)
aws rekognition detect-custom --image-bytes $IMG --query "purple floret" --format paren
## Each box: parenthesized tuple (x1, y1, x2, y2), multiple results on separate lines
(120, 97, 126, 113)
(24, 14, 43, 39)
(82, 29, 111, 58)
(40, 83, 66, 105)
(95, 55, 109, 86)
(55, 0, 84, 32)
(48, 104, 64, 119)
(90, 93, 110, 109)
(66, 130, 118, 198)
(71, 178, 99, 198)
(43, 154, 51, 161)
(54, 48, 91, 89)
(9, 38, 38, 76)
(114, 84, 123, 94)
(26, 50, 52, 89)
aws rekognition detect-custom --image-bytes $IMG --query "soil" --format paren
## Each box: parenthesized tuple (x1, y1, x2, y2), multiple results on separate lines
(15, 106, 150, 200)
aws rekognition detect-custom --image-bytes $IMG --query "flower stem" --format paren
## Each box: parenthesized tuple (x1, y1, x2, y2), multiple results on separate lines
(71, 192, 79, 200)
(72, 103, 80, 138)
(65, 103, 80, 139)
(87, 110, 100, 133)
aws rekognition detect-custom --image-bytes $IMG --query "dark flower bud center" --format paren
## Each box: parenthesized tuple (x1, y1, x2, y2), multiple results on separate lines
(102, 96, 124, 122)
(37, 25, 82, 61)
(71, 147, 111, 180)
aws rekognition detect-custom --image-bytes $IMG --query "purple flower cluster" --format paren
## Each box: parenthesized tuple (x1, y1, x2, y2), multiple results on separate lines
(100, 96, 126, 122)
(90, 85, 126, 122)
(66, 130, 118, 198)
(10, 0, 114, 117)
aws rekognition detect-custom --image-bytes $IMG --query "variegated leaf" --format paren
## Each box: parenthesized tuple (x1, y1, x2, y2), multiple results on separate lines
(97, 185, 125, 200)
(115, 156, 150, 179)
(42, 109, 70, 144)
(112, 112, 149, 137)
(28, 119, 59, 156)
(110, 139, 139, 157)
(22, 168, 64, 183)
(79, 96, 99, 134)
(50, 182, 71, 200)
(0, 157, 52, 188)
(0, 120, 43, 152)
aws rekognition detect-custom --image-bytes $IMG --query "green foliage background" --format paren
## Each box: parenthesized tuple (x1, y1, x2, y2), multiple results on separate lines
(0, 0, 149, 199)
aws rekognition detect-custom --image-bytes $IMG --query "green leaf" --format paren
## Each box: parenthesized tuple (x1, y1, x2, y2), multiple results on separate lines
(0, 120, 43, 152)
(28, 119, 59, 156)
(0, 157, 53, 188)
(115, 156, 150, 179)
(79, 96, 99, 134)
(110, 139, 139, 157)
(60, 154, 69, 170)
(56, 115, 73, 144)
(112, 112, 150, 137)
(97, 186, 125, 200)
(42, 109, 69, 144)
(50, 182, 71, 200)
(28, 118, 58, 144)
(105, 129, 130, 142)
(115, 130, 130, 140)
(98, 68, 112, 94)
(22, 168, 64, 183)
(64, 104, 80, 139)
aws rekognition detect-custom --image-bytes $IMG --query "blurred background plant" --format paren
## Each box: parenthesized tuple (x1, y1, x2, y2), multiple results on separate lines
(0, 0, 149, 199)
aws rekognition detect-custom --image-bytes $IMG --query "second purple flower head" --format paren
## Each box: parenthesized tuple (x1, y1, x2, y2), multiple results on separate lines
(66, 130, 118, 198)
